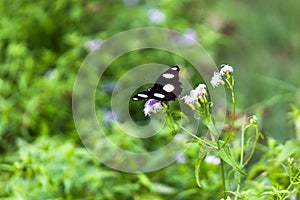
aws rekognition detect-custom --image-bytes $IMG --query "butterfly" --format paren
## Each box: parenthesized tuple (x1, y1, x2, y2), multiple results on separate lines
(132, 66, 182, 101)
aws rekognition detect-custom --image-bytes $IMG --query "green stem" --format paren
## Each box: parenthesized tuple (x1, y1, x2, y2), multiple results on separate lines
(179, 124, 201, 140)
(223, 84, 236, 147)
(243, 124, 259, 166)
(217, 141, 226, 198)
(235, 122, 245, 200)
(178, 124, 218, 150)
(164, 103, 176, 133)
(282, 168, 300, 199)
(231, 89, 236, 132)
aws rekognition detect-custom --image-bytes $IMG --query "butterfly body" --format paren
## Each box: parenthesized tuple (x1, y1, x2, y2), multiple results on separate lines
(132, 66, 182, 101)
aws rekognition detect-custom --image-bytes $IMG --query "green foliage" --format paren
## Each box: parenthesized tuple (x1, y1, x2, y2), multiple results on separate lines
(0, 0, 95, 151)
(0, 136, 136, 199)
(0, 0, 218, 151)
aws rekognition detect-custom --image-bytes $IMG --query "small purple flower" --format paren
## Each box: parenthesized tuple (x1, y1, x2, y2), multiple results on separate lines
(291, 194, 297, 200)
(84, 39, 102, 51)
(143, 99, 163, 116)
(148, 8, 165, 24)
(44, 68, 57, 80)
(175, 153, 186, 163)
(103, 110, 117, 123)
(182, 28, 198, 46)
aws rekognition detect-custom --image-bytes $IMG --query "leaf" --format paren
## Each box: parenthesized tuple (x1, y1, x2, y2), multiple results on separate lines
(218, 144, 246, 175)
(277, 140, 300, 162)
(137, 174, 151, 188)
(202, 115, 218, 140)
(151, 182, 178, 194)
(195, 152, 207, 188)
(171, 110, 189, 122)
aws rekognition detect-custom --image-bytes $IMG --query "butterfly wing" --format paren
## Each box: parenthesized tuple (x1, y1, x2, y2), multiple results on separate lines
(131, 90, 151, 101)
(150, 66, 182, 101)
(132, 66, 182, 101)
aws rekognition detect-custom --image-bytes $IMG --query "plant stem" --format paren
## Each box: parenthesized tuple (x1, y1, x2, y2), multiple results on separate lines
(243, 124, 259, 165)
(223, 82, 236, 147)
(282, 168, 300, 199)
(178, 124, 217, 150)
(179, 124, 201, 140)
(218, 141, 226, 198)
(235, 122, 246, 200)
(164, 103, 176, 133)
(231, 89, 236, 133)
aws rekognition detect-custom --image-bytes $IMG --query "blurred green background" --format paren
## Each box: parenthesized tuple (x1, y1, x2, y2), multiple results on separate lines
(0, 0, 299, 199)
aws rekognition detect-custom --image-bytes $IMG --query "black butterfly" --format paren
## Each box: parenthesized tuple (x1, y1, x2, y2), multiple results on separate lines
(132, 66, 182, 101)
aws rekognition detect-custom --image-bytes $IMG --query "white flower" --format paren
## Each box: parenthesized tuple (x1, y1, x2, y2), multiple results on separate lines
(194, 84, 207, 97)
(205, 155, 221, 165)
(143, 99, 163, 116)
(181, 91, 198, 105)
(148, 8, 165, 24)
(220, 64, 233, 76)
(210, 72, 222, 88)
(181, 84, 207, 105)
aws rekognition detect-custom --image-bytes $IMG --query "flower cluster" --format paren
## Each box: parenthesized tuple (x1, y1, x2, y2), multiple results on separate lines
(210, 72, 223, 88)
(210, 64, 234, 88)
(220, 64, 234, 76)
(143, 99, 164, 116)
(181, 84, 207, 105)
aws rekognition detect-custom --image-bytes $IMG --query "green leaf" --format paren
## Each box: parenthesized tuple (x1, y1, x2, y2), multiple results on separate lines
(195, 152, 207, 188)
(218, 144, 246, 175)
(171, 110, 189, 122)
(202, 115, 218, 140)
(137, 174, 151, 188)
(151, 182, 178, 194)
(277, 140, 300, 162)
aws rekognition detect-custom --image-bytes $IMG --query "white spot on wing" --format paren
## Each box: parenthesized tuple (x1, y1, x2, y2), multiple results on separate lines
(132, 97, 138, 101)
(162, 73, 175, 79)
(154, 93, 165, 98)
(138, 94, 148, 98)
(171, 67, 178, 71)
(163, 84, 175, 92)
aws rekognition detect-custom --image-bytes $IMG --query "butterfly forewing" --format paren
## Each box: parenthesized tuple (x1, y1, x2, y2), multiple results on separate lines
(131, 91, 151, 101)
(132, 66, 182, 101)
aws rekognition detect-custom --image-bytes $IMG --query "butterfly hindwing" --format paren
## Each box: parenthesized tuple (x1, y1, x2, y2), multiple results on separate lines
(132, 66, 182, 101)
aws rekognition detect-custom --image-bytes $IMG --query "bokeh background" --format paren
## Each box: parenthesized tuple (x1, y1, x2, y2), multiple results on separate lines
(1, 0, 299, 199)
